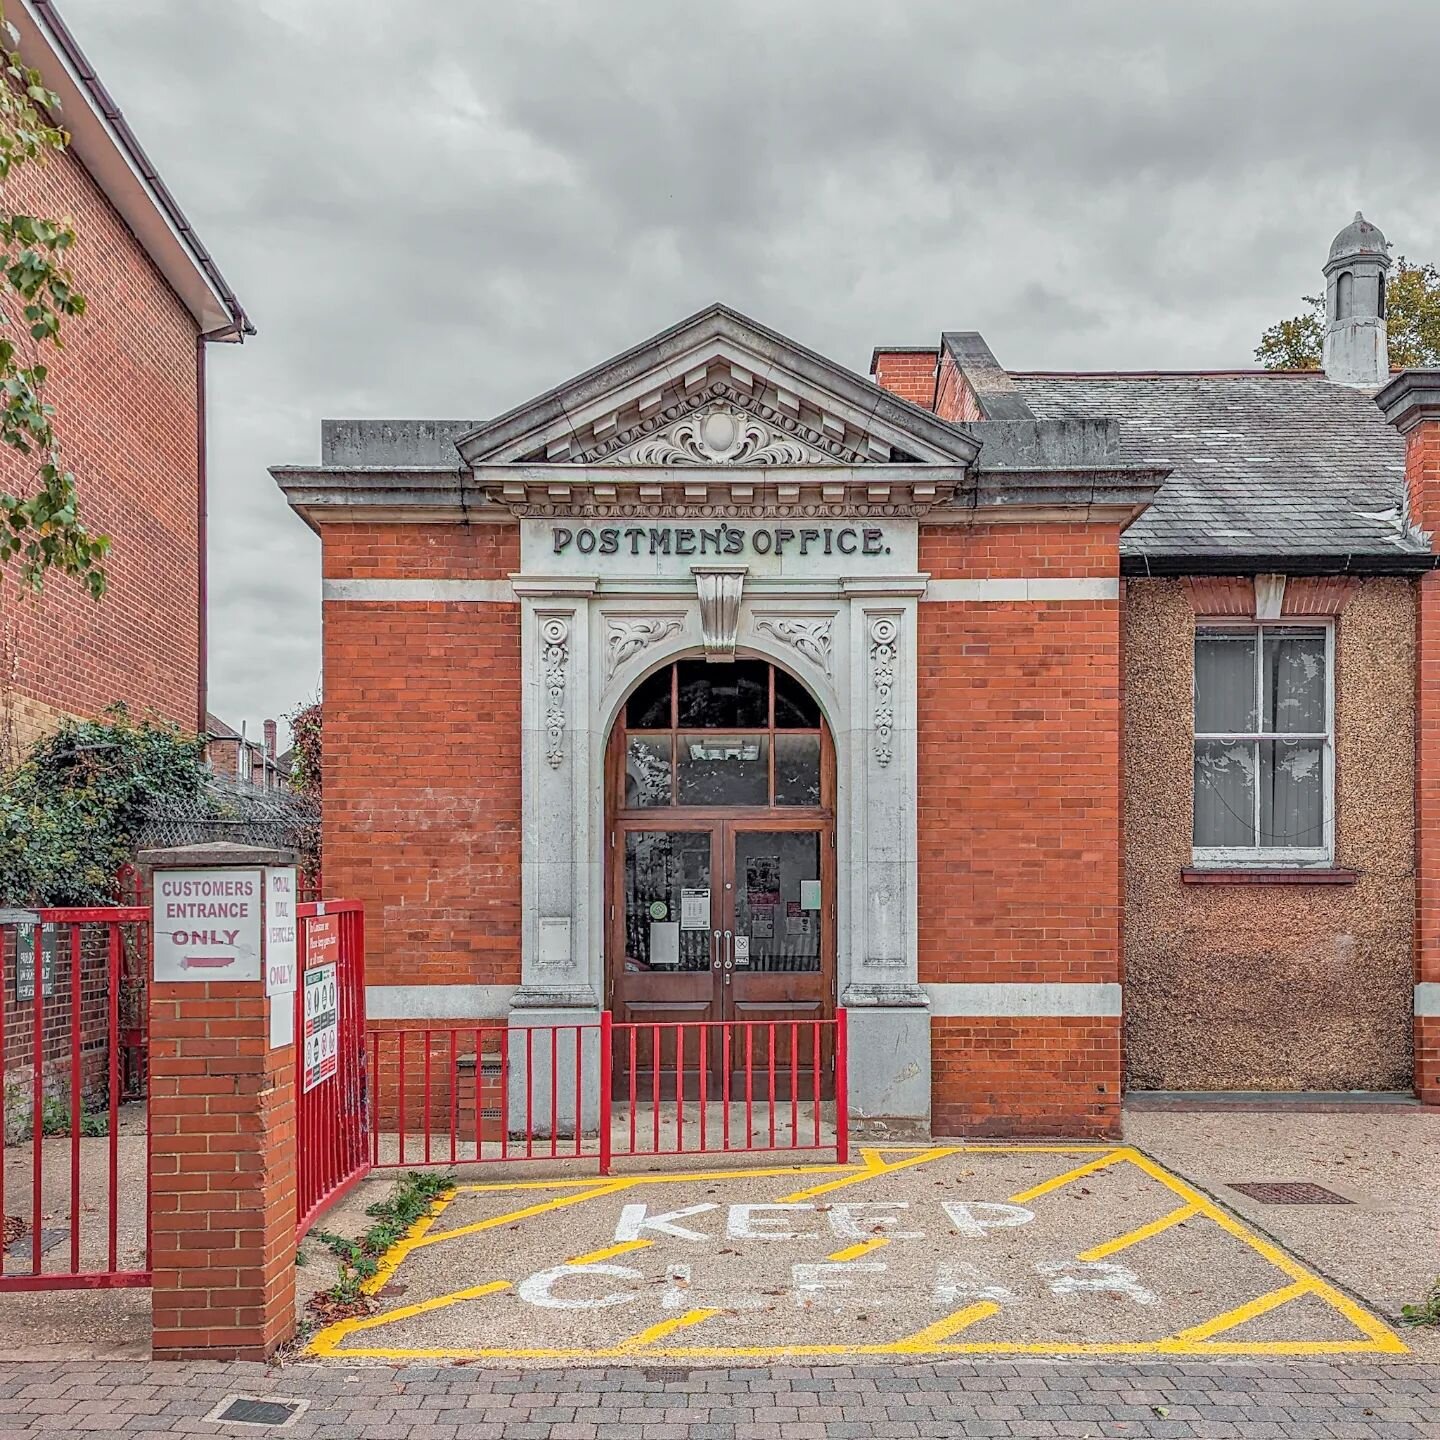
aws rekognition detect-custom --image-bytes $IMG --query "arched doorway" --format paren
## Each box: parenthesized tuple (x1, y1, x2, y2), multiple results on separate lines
(605, 656, 837, 1091)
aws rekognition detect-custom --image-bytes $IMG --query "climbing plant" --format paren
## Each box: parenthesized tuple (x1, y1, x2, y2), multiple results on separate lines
(287, 697, 322, 799)
(0, 4, 106, 596)
(0, 704, 207, 905)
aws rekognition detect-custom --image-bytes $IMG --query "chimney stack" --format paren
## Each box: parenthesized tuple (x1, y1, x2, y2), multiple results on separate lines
(1322, 211, 1391, 388)
(263, 719, 277, 758)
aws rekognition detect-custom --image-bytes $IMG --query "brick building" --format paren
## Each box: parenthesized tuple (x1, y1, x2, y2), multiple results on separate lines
(0, 0, 250, 759)
(275, 212, 1439, 1136)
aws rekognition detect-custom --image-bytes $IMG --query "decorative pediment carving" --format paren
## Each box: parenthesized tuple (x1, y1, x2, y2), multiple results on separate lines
(582, 384, 865, 467)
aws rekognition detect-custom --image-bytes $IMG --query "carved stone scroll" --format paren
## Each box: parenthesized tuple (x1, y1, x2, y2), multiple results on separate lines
(540, 616, 569, 768)
(753, 615, 834, 677)
(869, 615, 898, 766)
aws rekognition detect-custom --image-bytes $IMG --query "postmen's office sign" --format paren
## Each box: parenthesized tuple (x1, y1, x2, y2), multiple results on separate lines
(521, 518, 916, 578)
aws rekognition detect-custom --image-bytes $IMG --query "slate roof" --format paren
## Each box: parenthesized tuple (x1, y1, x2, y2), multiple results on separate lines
(1009, 372, 1425, 567)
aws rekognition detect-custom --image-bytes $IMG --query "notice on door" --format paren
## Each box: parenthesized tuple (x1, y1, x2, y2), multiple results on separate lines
(153, 868, 262, 982)
(303, 963, 339, 1092)
(680, 888, 711, 930)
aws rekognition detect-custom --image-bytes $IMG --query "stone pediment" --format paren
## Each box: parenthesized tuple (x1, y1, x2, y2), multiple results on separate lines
(456, 304, 978, 473)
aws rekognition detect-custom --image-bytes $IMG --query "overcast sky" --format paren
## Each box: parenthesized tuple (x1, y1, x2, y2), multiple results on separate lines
(62, 0, 1440, 746)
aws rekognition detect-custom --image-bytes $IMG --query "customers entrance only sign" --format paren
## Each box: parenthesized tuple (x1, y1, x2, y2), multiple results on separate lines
(152, 868, 262, 981)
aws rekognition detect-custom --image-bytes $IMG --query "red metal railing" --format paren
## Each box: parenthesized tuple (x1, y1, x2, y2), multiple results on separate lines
(0, 907, 150, 1292)
(293, 901, 371, 1234)
(365, 1011, 848, 1175)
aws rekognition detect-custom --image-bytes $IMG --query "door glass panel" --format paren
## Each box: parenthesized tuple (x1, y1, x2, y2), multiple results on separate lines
(774, 668, 821, 728)
(625, 667, 673, 728)
(732, 831, 821, 973)
(676, 734, 769, 806)
(677, 659, 768, 728)
(774, 733, 821, 806)
(622, 831, 711, 972)
(624, 735, 672, 808)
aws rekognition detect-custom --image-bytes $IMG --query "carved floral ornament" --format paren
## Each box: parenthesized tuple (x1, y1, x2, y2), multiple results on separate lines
(869, 615, 898, 767)
(540, 616, 569, 768)
(752, 615, 835, 678)
(603, 614, 685, 680)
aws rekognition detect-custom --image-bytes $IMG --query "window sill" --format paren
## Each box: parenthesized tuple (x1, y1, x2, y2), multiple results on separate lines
(1181, 866, 1358, 886)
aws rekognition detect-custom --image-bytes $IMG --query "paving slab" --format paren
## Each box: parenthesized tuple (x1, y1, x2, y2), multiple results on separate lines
(305, 1144, 1409, 1366)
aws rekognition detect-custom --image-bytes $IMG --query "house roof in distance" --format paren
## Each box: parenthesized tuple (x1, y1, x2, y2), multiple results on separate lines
(14, 0, 251, 339)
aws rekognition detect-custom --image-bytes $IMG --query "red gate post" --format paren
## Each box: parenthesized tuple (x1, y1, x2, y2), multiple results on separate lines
(142, 843, 300, 1362)
(834, 1007, 850, 1166)
(598, 1010, 613, 1176)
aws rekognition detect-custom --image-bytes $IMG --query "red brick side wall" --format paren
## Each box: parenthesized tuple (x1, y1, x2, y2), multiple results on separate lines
(322, 524, 522, 999)
(918, 523, 1124, 1136)
(1408, 423, 1440, 1102)
(870, 351, 936, 409)
(933, 351, 984, 422)
(0, 140, 201, 734)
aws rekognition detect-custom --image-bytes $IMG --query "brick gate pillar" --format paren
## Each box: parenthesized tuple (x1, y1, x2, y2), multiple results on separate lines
(140, 841, 300, 1361)
(1378, 371, 1440, 1105)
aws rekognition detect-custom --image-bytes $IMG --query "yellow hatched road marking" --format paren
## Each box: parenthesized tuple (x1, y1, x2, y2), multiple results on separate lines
(1169, 1280, 1312, 1344)
(1008, 1150, 1126, 1205)
(1078, 1203, 1199, 1261)
(355, 1188, 458, 1296)
(566, 1239, 652, 1266)
(409, 1179, 634, 1250)
(894, 1300, 1000, 1351)
(308, 1280, 512, 1355)
(780, 1146, 958, 1202)
(827, 1236, 890, 1262)
(617, 1308, 724, 1349)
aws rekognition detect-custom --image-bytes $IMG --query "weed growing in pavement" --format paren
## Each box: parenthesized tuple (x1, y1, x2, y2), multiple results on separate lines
(309, 1170, 452, 1308)
(1402, 1278, 1440, 1327)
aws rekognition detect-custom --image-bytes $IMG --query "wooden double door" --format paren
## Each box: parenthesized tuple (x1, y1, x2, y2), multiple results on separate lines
(607, 817, 836, 1094)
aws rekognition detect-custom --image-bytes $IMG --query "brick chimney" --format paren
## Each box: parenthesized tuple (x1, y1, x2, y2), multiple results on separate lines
(263, 719, 277, 758)
(1376, 369, 1440, 1104)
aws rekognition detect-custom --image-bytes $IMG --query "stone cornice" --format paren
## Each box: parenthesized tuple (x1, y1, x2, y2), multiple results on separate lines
(1375, 369, 1440, 433)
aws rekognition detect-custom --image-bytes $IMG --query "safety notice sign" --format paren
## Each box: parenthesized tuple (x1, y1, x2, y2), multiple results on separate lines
(303, 962, 339, 1092)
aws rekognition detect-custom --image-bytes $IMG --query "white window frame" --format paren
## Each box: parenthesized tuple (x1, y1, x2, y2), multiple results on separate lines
(1191, 618, 1335, 868)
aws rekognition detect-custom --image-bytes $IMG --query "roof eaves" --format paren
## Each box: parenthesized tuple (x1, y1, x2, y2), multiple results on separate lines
(19, 0, 252, 340)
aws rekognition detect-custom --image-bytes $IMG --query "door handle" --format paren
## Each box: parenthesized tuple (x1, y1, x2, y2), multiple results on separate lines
(712, 928, 722, 970)
(724, 929, 733, 977)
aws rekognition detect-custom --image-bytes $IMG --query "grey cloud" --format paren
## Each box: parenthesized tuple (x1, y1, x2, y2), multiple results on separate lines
(56, 0, 1440, 742)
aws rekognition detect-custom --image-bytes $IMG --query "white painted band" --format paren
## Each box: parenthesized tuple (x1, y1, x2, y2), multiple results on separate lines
(924, 982, 1122, 1017)
(324, 579, 515, 602)
(366, 983, 517, 1019)
(924, 578, 1119, 603)
(1416, 982, 1440, 1017)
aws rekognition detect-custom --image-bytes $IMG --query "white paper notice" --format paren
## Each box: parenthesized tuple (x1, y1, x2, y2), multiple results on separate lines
(650, 921, 680, 967)
(800, 879, 822, 911)
(680, 888, 711, 930)
(733, 935, 750, 966)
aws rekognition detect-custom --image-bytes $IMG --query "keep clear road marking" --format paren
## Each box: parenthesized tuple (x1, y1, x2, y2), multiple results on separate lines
(1078, 1203, 1200, 1262)
(1008, 1150, 1128, 1205)
(894, 1300, 1002, 1351)
(616, 1308, 725, 1350)
(828, 1236, 891, 1262)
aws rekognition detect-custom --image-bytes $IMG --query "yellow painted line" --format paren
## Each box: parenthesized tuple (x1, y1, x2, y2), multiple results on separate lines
(1077, 1202, 1199, 1261)
(779, 1146, 958, 1202)
(308, 1280, 512, 1356)
(455, 1162, 851, 1193)
(1169, 1280, 1312, 1344)
(616, 1307, 724, 1350)
(827, 1236, 890, 1262)
(893, 1300, 1000, 1351)
(408, 1179, 634, 1250)
(566, 1239, 652, 1265)
(1008, 1150, 1126, 1205)
(1118, 1148, 1408, 1354)
(359, 1187, 458, 1296)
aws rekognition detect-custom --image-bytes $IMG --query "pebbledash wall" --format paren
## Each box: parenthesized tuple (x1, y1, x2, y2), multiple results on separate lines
(279, 298, 1440, 1136)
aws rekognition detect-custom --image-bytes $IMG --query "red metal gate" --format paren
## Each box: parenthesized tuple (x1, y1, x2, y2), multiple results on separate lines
(294, 901, 370, 1233)
(0, 907, 150, 1291)
(364, 1010, 849, 1175)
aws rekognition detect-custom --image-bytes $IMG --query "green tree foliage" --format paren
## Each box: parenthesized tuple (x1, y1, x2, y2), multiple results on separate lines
(0, 5, 106, 595)
(0, 704, 207, 905)
(287, 697, 322, 798)
(1256, 258, 1440, 371)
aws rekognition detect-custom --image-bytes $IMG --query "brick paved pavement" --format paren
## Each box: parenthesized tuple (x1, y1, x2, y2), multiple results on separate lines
(0, 1358, 1436, 1438)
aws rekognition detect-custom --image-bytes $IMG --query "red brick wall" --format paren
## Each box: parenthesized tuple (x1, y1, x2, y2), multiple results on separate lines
(918, 522, 1124, 1135)
(933, 351, 984, 422)
(321, 523, 522, 998)
(1408, 421, 1440, 1103)
(0, 141, 201, 736)
(870, 351, 936, 409)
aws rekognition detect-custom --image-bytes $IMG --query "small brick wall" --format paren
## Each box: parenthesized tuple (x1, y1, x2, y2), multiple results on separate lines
(870, 351, 936, 409)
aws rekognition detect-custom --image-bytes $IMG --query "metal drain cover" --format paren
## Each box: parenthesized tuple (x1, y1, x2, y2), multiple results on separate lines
(1228, 1181, 1353, 1205)
(642, 1366, 692, 1381)
(205, 1395, 309, 1429)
